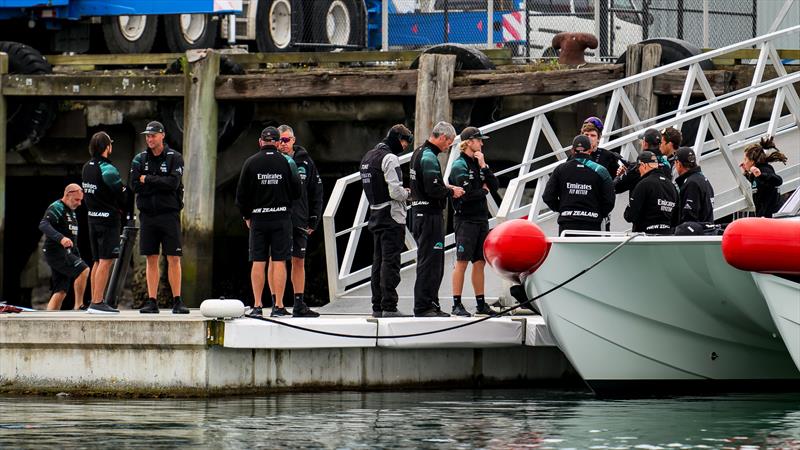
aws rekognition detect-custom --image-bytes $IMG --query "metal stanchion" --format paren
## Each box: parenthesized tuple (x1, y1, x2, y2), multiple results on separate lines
(105, 219, 138, 309)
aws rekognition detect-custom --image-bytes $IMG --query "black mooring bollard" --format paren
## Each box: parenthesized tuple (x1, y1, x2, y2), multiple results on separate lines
(105, 219, 139, 309)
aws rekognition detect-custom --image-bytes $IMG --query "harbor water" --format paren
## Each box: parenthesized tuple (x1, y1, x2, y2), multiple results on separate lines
(1, 389, 799, 448)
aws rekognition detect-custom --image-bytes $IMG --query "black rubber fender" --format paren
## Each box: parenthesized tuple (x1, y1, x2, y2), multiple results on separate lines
(404, 44, 501, 132)
(0, 41, 57, 153)
(157, 55, 255, 152)
(616, 37, 714, 70)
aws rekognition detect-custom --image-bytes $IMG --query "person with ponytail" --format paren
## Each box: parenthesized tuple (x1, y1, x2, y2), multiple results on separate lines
(740, 136, 787, 217)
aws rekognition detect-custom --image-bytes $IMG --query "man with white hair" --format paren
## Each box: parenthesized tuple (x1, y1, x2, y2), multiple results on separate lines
(409, 121, 465, 317)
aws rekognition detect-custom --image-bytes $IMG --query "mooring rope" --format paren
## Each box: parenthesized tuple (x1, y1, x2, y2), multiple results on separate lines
(244, 233, 642, 339)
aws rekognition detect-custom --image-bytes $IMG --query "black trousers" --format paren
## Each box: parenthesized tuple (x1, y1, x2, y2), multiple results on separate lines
(558, 220, 601, 237)
(368, 208, 405, 312)
(412, 211, 444, 314)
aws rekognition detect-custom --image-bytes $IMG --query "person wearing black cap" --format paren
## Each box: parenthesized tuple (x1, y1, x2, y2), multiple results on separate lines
(130, 121, 189, 314)
(360, 124, 413, 317)
(623, 151, 679, 234)
(410, 121, 464, 317)
(614, 128, 672, 195)
(542, 135, 615, 236)
(236, 126, 304, 317)
(674, 146, 714, 233)
(448, 127, 499, 317)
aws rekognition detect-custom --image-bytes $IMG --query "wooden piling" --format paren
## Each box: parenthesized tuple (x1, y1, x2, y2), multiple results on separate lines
(623, 43, 662, 128)
(180, 50, 220, 306)
(413, 54, 457, 144)
(0, 53, 7, 295)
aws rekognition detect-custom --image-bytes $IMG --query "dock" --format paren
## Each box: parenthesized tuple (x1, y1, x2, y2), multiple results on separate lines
(0, 311, 573, 396)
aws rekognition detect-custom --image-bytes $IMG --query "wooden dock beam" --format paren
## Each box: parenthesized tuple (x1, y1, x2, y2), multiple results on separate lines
(181, 50, 220, 306)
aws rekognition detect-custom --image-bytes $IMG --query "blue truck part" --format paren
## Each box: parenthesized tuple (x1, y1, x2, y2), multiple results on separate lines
(0, 0, 241, 21)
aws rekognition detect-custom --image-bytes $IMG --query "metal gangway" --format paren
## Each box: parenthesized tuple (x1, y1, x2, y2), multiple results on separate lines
(322, 24, 800, 309)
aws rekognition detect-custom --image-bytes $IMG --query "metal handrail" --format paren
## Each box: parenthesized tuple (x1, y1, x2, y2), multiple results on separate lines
(323, 26, 800, 302)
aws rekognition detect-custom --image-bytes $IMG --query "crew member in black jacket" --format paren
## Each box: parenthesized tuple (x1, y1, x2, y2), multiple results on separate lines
(236, 127, 304, 318)
(741, 136, 787, 218)
(82, 131, 127, 314)
(410, 121, 464, 317)
(130, 121, 189, 314)
(266, 124, 323, 317)
(448, 127, 499, 317)
(624, 151, 679, 234)
(674, 147, 714, 231)
(361, 124, 413, 317)
(614, 128, 673, 197)
(39, 184, 90, 311)
(543, 135, 615, 236)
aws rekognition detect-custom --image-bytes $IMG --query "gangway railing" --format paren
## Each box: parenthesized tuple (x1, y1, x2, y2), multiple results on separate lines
(323, 25, 800, 302)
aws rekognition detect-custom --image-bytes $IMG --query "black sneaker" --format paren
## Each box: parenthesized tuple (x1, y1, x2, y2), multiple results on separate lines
(171, 297, 189, 314)
(475, 303, 497, 316)
(381, 310, 408, 318)
(249, 307, 263, 317)
(451, 303, 472, 317)
(415, 308, 450, 317)
(371, 310, 382, 318)
(88, 301, 119, 315)
(270, 307, 290, 317)
(139, 298, 160, 314)
(79, 303, 89, 311)
(292, 306, 320, 318)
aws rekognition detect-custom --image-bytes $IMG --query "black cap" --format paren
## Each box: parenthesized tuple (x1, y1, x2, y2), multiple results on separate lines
(637, 151, 658, 164)
(676, 146, 697, 165)
(260, 126, 280, 141)
(572, 135, 592, 153)
(141, 121, 164, 135)
(639, 128, 661, 147)
(460, 127, 489, 141)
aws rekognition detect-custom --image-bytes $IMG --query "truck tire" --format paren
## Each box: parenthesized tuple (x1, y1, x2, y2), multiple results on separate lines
(256, 0, 304, 52)
(157, 56, 254, 152)
(312, 0, 366, 48)
(164, 14, 219, 53)
(0, 41, 56, 153)
(405, 44, 501, 131)
(102, 15, 158, 54)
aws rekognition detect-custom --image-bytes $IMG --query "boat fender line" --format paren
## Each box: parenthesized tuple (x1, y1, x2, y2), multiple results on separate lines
(200, 298, 246, 319)
(243, 233, 643, 339)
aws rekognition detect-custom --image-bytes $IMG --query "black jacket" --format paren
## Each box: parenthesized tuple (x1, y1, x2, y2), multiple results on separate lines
(745, 162, 783, 218)
(614, 150, 672, 196)
(410, 140, 451, 214)
(82, 156, 128, 224)
(130, 145, 184, 215)
(289, 146, 324, 230)
(39, 200, 78, 252)
(624, 169, 679, 234)
(235, 145, 302, 223)
(592, 147, 623, 180)
(448, 152, 499, 222)
(675, 167, 714, 224)
(542, 155, 615, 226)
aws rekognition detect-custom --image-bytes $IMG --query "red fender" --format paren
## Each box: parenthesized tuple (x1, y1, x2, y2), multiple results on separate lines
(484, 219, 550, 281)
(722, 217, 800, 275)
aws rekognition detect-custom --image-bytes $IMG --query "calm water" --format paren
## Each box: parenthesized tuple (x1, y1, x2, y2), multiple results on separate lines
(1, 389, 799, 449)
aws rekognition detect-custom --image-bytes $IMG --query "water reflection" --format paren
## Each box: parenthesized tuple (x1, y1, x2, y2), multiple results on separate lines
(1, 390, 799, 449)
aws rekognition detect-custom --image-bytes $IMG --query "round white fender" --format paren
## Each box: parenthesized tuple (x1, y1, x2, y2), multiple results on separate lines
(200, 298, 246, 319)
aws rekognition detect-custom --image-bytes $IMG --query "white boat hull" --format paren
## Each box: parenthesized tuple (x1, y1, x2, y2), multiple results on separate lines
(525, 236, 800, 395)
(752, 272, 800, 372)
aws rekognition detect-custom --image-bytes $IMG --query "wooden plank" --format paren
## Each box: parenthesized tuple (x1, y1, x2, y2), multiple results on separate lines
(635, 43, 661, 120)
(703, 48, 800, 61)
(449, 64, 624, 99)
(45, 49, 514, 67)
(215, 70, 418, 99)
(414, 54, 456, 143)
(652, 70, 734, 96)
(1, 74, 185, 97)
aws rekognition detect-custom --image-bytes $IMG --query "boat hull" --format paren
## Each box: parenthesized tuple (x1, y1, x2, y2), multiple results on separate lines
(752, 272, 800, 372)
(525, 236, 800, 396)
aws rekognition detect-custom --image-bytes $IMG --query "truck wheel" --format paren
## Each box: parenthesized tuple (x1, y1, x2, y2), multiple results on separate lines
(157, 55, 254, 152)
(164, 14, 219, 53)
(102, 15, 158, 54)
(0, 41, 56, 153)
(405, 44, 501, 130)
(256, 0, 303, 52)
(312, 0, 366, 48)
